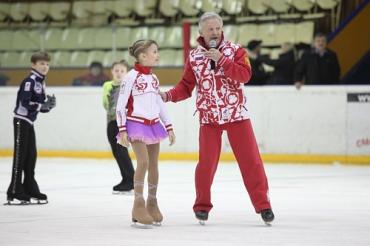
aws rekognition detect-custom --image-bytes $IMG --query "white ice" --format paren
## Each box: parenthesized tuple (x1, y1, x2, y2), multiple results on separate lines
(1, 158, 370, 246)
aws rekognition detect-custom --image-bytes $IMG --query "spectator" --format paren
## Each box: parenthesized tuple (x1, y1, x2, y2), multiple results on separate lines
(0, 62, 10, 86)
(294, 33, 340, 89)
(245, 40, 269, 85)
(259, 43, 296, 85)
(72, 61, 110, 86)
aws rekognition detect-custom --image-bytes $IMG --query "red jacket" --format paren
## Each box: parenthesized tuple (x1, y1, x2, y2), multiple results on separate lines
(166, 35, 252, 125)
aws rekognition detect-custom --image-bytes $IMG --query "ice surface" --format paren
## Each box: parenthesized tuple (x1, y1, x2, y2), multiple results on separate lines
(1, 158, 370, 246)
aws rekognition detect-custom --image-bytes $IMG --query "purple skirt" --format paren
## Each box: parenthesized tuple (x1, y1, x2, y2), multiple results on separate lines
(117, 120, 168, 145)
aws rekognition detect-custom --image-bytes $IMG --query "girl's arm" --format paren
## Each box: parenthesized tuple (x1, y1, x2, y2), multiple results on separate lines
(116, 77, 134, 132)
(157, 93, 173, 132)
(102, 81, 111, 111)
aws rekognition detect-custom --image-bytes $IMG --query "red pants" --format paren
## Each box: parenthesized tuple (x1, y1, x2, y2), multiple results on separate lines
(193, 120, 271, 213)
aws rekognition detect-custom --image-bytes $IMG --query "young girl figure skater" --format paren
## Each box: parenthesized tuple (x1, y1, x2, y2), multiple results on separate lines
(102, 60, 135, 194)
(116, 40, 175, 228)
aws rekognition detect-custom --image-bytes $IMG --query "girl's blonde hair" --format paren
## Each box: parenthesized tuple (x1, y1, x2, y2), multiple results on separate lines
(129, 39, 158, 60)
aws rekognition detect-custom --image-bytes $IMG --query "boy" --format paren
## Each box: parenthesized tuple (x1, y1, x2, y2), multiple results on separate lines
(5, 51, 56, 205)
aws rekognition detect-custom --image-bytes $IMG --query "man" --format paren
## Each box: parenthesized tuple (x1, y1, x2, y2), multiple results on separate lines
(161, 12, 274, 225)
(259, 42, 296, 85)
(246, 39, 269, 85)
(294, 33, 340, 89)
(72, 61, 110, 86)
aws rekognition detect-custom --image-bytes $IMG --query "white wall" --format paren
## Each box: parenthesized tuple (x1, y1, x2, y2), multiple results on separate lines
(1, 86, 370, 155)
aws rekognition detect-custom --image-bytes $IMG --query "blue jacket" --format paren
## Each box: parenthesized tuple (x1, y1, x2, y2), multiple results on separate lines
(13, 69, 49, 124)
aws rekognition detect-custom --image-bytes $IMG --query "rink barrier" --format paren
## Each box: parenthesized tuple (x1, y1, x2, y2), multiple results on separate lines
(0, 149, 369, 165)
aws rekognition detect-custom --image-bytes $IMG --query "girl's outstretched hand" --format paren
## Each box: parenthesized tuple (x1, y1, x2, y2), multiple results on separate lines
(118, 131, 130, 148)
(168, 130, 176, 146)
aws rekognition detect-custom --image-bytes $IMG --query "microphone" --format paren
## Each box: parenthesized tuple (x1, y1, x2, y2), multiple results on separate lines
(209, 39, 217, 70)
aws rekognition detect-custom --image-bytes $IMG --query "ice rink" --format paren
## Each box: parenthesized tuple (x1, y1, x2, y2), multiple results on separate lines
(0, 157, 370, 246)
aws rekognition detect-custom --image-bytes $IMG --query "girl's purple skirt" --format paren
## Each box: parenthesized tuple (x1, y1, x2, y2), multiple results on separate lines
(117, 120, 168, 145)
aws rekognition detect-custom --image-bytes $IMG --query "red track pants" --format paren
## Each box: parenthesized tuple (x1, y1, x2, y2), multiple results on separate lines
(193, 120, 271, 213)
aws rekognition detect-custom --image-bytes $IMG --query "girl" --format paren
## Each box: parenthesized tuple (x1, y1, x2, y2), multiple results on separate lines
(116, 40, 175, 228)
(102, 60, 135, 194)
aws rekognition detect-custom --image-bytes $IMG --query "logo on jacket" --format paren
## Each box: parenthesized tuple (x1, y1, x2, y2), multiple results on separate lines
(200, 79, 212, 91)
(135, 76, 148, 92)
(151, 77, 159, 90)
(223, 48, 233, 57)
(34, 82, 43, 94)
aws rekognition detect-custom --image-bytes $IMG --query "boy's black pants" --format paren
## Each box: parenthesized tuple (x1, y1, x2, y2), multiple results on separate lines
(107, 120, 134, 184)
(7, 118, 38, 196)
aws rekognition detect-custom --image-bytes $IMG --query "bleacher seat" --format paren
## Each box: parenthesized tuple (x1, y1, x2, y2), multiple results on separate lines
(106, 0, 134, 17)
(0, 3, 10, 21)
(9, 2, 29, 21)
(60, 28, 80, 50)
(295, 21, 314, 43)
(159, 0, 180, 17)
(222, 0, 244, 15)
(237, 24, 258, 46)
(1, 52, 22, 67)
(103, 50, 115, 66)
(44, 28, 64, 50)
(190, 25, 199, 47)
(174, 50, 184, 66)
(72, 1, 91, 19)
(122, 50, 136, 65)
(29, 2, 49, 21)
(148, 26, 166, 45)
(51, 51, 71, 67)
(48, 2, 70, 21)
(77, 28, 95, 49)
(11, 29, 41, 51)
(87, 50, 107, 66)
(223, 25, 239, 43)
(0, 30, 13, 50)
(179, 0, 201, 16)
(266, 0, 291, 13)
(93, 27, 114, 49)
(115, 27, 132, 48)
(70, 51, 89, 67)
(258, 24, 277, 46)
(275, 23, 296, 44)
(200, 0, 222, 13)
(106, 50, 131, 67)
(247, 0, 268, 15)
(164, 26, 183, 48)
(317, 0, 340, 9)
(129, 27, 149, 46)
(19, 51, 34, 67)
(92, 1, 107, 14)
(134, 0, 156, 17)
(291, 0, 315, 11)
(159, 49, 182, 66)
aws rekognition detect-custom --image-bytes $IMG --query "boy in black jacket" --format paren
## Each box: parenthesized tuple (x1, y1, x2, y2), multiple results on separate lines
(5, 51, 56, 205)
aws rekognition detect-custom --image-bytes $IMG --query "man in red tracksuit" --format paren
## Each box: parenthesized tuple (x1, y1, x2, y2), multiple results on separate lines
(161, 12, 274, 225)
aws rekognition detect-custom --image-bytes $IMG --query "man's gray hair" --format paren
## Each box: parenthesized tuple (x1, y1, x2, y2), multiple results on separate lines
(198, 12, 223, 31)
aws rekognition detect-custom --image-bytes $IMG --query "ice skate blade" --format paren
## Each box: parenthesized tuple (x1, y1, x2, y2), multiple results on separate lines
(30, 198, 48, 205)
(131, 222, 153, 229)
(198, 220, 206, 226)
(3, 200, 30, 206)
(264, 221, 272, 226)
(152, 221, 162, 227)
(112, 190, 133, 195)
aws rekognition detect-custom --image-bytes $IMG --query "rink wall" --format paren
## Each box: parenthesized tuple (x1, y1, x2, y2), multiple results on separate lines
(1, 86, 370, 164)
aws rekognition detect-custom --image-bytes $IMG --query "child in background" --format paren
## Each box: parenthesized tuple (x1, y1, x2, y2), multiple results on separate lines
(6, 51, 56, 205)
(103, 60, 135, 194)
(116, 40, 175, 228)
